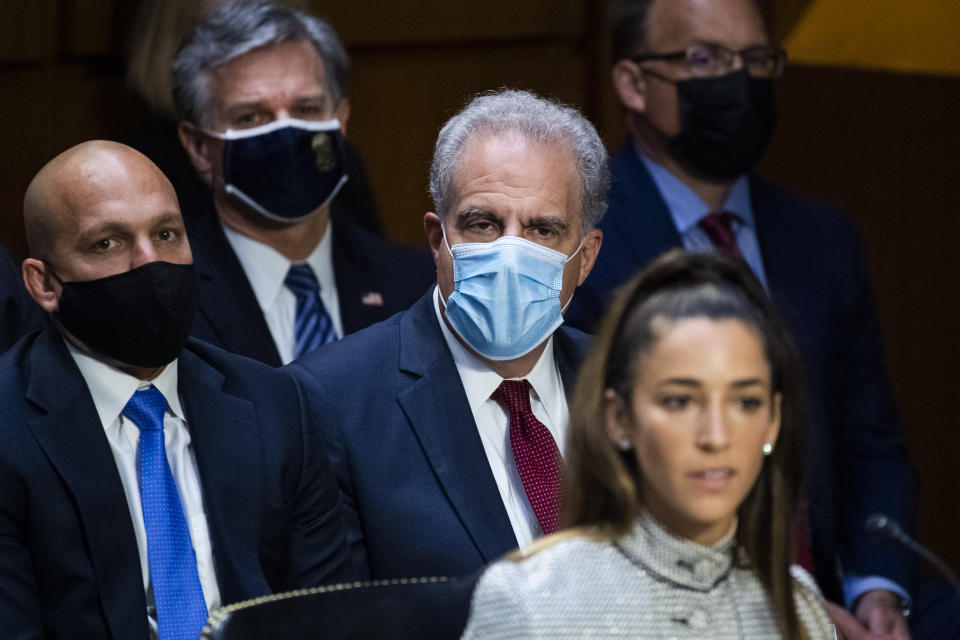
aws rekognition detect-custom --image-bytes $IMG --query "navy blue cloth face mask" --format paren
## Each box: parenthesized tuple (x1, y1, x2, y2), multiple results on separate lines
(208, 118, 349, 223)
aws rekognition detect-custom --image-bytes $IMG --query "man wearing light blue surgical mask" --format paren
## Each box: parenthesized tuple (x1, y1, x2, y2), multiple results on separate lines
(288, 90, 606, 580)
(172, 0, 434, 367)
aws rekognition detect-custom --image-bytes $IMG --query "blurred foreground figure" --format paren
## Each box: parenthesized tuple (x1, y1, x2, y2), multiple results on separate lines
(0, 141, 354, 639)
(567, 1, 927, 637)
(464, 250, 833, 639)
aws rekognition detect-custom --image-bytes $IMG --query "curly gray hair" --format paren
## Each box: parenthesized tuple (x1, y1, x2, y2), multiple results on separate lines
(172, 0, 348, 126)
(429, 90, 609, 233)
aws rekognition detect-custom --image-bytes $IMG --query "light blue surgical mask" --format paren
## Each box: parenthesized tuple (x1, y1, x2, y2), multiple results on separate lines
(442, 227, 583, 361)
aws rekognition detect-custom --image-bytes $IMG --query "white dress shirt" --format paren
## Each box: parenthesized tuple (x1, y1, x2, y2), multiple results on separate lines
(223, 221, 342, 364)
(432, 286, 569, 547)
(67, 344, 221, 638)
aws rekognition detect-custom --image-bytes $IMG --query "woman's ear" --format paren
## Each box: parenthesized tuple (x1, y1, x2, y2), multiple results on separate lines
(604, 388, 633, 450)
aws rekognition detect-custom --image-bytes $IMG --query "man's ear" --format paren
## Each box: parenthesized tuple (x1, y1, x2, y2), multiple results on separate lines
(335, 98, 351, 135)
(22, 258, 58, 313)
(178, 121, 215, 187)
(612, 59, 648, 115)
(423, 212, 444, 262)
(576, 228, 603, 286)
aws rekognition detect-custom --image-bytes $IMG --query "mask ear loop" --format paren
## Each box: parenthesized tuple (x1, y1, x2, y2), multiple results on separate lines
(559, 234, 588, 313)
(441, 219, 454, 258)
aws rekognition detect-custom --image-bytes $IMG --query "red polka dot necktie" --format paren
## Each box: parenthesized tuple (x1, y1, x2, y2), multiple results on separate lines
(491, 380, 563, 535)
(698, 211, 744, 259)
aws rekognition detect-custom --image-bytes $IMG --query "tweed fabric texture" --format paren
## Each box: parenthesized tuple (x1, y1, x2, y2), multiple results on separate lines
(463, 512, 834, 639)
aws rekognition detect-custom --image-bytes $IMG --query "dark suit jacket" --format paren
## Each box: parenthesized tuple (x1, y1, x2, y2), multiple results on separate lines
(287, 290, 592, 579)
(0, 244, 43, 354)
(186, 209, 435, 367)
(0, 329, 357, 639)
(567, 141, 918, 601)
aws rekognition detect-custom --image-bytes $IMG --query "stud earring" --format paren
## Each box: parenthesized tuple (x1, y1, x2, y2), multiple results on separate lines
(762, 443, 773, 456)
(618, 439, 632, 451)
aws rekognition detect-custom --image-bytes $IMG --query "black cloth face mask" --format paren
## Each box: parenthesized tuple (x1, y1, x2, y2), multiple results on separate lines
(668, 68, 776, 181)
(207, 118, 349, 224)
(50, 261, 197, 368)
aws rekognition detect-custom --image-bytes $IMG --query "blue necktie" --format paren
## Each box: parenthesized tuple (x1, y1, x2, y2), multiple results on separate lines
(285, 264, 336, 357)
(124, 387, 208, 640)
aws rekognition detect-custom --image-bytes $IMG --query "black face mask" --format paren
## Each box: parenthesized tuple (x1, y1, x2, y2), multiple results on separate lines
(668, 68, 776, 181)
(210, 119, 349, 224)
(51, 261, 197, 368)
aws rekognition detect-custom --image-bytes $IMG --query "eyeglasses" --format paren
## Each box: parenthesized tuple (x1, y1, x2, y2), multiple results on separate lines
(632, 42, 786, 79)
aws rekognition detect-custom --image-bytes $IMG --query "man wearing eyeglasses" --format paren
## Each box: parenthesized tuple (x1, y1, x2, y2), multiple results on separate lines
(566, 1, 932, 639)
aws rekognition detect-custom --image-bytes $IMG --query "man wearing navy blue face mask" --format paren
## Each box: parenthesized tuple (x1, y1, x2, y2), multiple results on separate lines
(564, 1, 951, 638)
(288, 90, 604, 579)
(174, 0, 434, 367)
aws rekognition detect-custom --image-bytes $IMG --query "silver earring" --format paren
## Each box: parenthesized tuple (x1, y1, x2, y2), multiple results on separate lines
(618, 439, 632, 451)
(762, 443, 773, 456)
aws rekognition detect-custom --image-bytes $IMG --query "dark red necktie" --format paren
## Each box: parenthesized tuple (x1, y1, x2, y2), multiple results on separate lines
(698, 211, 744, 259)
(492, 380, 563, 535)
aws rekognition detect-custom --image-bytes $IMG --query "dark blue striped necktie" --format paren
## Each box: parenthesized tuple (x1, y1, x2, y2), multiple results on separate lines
(285, 263, 336, 357)
(123, 386, 208, 640)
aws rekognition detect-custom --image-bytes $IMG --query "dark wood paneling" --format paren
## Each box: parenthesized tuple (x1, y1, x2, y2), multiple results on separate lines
(347, 43, 586, 246)
(0, 0, 58, 63)
(313, 0, 583, 45)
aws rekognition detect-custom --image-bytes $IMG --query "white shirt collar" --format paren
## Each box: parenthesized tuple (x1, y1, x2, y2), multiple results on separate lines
(432, 285, 559, 420)
(221, 221, 334, 314)
(65, 340, 184, 430)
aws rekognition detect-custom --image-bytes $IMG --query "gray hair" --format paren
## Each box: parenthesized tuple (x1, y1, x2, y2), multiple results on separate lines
(171, 0, 349, 126)
(429, 90, 609, 233)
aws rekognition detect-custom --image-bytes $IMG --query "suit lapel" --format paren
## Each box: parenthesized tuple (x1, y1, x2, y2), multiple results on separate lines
(24, 330, 147, 640)
(607, 142, 685, 263)
(395, 294, 518, 562)
(750, 178, 807, 319)
(177, 349, 267, 605)
(187, 213, 282, 366)
(554, 328, 591, 398)
(330, 222, 381, 335)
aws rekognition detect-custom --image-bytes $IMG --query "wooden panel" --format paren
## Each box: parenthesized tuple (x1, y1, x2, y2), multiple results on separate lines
(313, 0, 583, 45)
(346, 43, 587, 247)
(0, 64, 142, 259)
(58, 0, 115, 57)
(0, 0, 57, 63)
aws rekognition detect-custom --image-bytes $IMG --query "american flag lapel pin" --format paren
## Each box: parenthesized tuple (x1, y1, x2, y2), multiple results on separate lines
(361, 291, 384, 306)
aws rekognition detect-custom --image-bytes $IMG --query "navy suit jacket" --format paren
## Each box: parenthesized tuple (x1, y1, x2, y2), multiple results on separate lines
(0, 329, 357, 639)
(288, 290, 592, 579)
(0, 244, 43, 355)
(567, 141, 918, 601)
(186, 209, 435, 367)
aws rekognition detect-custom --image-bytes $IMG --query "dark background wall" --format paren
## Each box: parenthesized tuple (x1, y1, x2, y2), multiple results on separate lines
(1, 0, 957, 574)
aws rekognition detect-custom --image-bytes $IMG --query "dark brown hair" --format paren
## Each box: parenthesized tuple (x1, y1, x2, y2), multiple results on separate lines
(564, 249, 808, 640)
